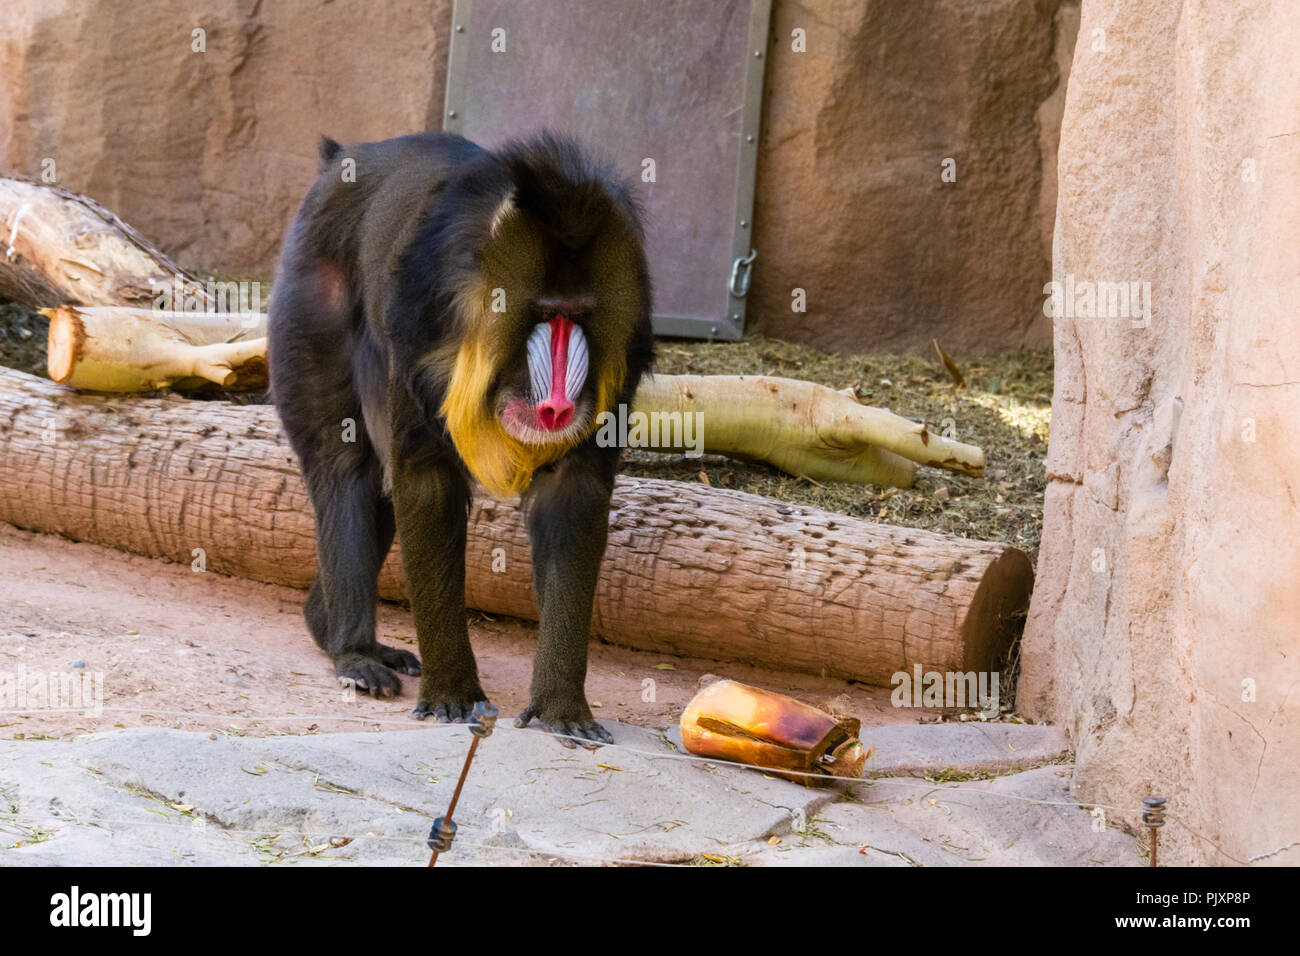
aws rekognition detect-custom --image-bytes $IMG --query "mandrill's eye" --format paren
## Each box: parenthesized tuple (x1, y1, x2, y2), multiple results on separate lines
(525, 316, 589, 431)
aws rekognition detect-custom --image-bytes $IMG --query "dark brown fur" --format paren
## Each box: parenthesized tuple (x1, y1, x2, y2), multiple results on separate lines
(268, 132, 653, 743)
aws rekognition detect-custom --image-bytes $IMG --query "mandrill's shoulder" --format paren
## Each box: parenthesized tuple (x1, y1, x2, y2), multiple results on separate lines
(310, 133, 491, 223)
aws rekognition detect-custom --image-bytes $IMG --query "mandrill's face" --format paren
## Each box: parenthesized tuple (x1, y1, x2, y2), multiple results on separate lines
(437, 182, 650, 499)
(496, 295, 596, 447)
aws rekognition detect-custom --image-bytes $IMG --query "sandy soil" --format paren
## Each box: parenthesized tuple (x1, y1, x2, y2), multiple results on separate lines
(0, 522, 907, 740)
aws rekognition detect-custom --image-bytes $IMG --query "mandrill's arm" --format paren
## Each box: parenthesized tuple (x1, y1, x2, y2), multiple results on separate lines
(388, 380, 488, 722)
(515, 441, 618, 746)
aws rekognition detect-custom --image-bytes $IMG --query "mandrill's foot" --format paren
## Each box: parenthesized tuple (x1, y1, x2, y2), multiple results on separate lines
(335, 643, 421, 698)
(411, 678, 487, 723)
(515, 694, 613, 749)
(373, 642, 422, 676)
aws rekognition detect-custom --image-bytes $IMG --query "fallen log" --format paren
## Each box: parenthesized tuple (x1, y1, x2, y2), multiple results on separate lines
(0, 366, 1031, 684)
(0, 176, 214, 310)
(45, 305, 267, 391)
(633, 373, 982, 479)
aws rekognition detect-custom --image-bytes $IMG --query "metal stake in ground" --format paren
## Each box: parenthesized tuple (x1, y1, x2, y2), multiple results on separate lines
(1142, 796, 1166, 867)
(427, 701, 499, 867)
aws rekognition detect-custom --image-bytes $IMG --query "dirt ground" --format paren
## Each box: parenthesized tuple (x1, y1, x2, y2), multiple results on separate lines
(0, 522, 911, 741)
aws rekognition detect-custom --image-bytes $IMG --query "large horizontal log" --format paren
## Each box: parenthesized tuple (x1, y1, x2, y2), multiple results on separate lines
(0, 366, 1031, 684)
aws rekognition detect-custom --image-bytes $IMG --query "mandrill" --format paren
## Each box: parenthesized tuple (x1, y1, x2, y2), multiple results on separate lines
(267, 132, 654, 745)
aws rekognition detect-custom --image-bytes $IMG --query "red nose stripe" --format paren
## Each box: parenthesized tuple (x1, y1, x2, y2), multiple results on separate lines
(548, 315, 571, 404)
(537, 315, 575, 430)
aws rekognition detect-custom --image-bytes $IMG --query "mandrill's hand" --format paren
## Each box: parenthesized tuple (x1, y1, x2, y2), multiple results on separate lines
(515, 691, 612, 749)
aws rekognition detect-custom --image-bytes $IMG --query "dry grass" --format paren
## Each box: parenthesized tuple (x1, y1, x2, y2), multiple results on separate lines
(628, 334, 1052, 556)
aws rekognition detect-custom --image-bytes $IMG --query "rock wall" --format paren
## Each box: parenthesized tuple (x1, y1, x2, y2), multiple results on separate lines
(0, 0, 1074, 352)
(754, 0, 1075, 351)
(1019, 0, 1300, 865)
(0, 0, 452, 278)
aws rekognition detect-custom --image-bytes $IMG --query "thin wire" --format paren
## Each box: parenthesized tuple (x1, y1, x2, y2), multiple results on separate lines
(1167, 815, 1300, 866)
(1246, 839, 1300, 863)
(505, 723, 1154, 814)
(451, 838, 689, 867)
(30, 803, 1296, 868)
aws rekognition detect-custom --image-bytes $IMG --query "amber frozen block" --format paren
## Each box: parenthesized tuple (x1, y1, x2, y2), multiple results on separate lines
(679, 679, 865, 783)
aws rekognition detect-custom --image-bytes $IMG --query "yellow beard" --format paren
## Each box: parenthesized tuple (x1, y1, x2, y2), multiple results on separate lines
(439, 333, 624, 499)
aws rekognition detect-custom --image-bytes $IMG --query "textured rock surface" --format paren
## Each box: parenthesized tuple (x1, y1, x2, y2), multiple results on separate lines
(0, 0, 451, 276)
(1019, 0, 1300, 865)
(752, 0, 1077, 351)
(0, 0, 1075, 351)
(0, 724, 1136, 866)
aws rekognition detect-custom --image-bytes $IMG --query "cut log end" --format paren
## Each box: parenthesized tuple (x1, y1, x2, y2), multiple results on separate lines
(960, 546, 1035, 674)
(40, 307, 269, 392)
(44, 306, 85, 384)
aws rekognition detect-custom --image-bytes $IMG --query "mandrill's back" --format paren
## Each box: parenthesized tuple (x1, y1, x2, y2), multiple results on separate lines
(267, 132, 492, 475)
(283, 132, 488, 328)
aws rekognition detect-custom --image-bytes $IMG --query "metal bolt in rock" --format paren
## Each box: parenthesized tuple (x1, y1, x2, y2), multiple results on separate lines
(1142, 796, 1166, 868)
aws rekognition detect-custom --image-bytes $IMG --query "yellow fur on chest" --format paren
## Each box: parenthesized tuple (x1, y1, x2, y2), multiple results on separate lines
(460, 432, 563, 499)
(439, 337, 598, 498)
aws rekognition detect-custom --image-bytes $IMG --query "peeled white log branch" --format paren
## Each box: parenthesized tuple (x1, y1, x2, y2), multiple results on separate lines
(39, 308, 979, 484)
(44, 305, 267, 391)
(634, 373, 984, 478)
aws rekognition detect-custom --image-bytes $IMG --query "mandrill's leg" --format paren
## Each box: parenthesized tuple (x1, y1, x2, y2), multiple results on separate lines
(303, 458, 421, 697)
(271, 254, 420, 697)
(516, 444, 617, 747)
(391, 439, 487, 723)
